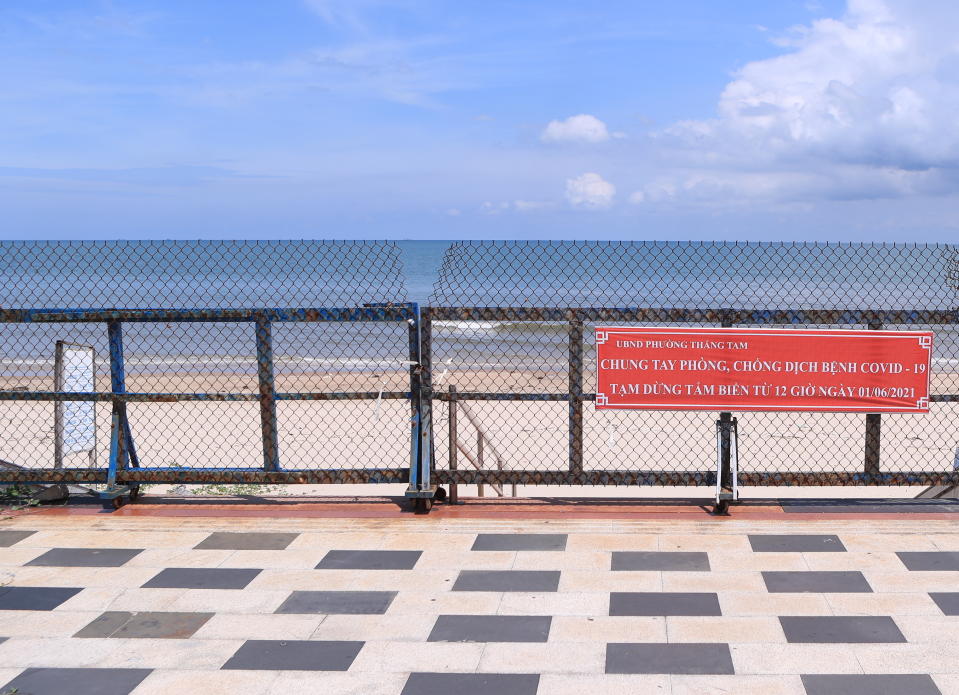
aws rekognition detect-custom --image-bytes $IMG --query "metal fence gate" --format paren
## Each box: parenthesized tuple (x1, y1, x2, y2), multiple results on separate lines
(0, 242, 434, 509)
(426, 242, 959, 502)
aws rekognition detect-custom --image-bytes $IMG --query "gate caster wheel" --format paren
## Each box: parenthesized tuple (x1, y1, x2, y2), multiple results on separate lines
(413, 498, 433, 514)
(128, 486, 141, 502)
(712, 500, 730, 516)
(103, 497, 125, 511)
(433, 487, 447, 503)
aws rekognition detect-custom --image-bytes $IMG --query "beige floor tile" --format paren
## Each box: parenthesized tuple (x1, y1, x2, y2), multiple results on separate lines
(559, 570, 662, 593)
(512, 551, 610, 571)
(863, 570, 959, 592)
(312, 614, 436, 641)
(250, 568, 457, 593)
(55, 587, 125, 611)
(895, 615, 959, 644)
(7, 566, 160, 588)
(708, 552, 808, 572)
(933, 674, 959, 695)
(349, 640, 484, 673)
(246, 569, 330, 591)
(286, 532, 385, 550)
(0, 637, 113, 668)
(802, 551, 903, 571)
(931, 535, 959, 551)
(853, 643, 959, 674)
(388, 590, 502, 615)
(478, 641, 606, 674)
(666, 616, 785, 643)
(730, 643, 862, 674)
(662, 571, 765, 592)
(132, 669, 277, 695)
(105, 588, 187, 612)
(659, 534, 751, 552)
(217, 549, 329, 570)
(565, 533, 660, 551)
(168, 589, 289, 614)
(415, 550, 516, 570)
(192, 613, 325, 640)
(839, 533, 938, 552)
(670, 674, 805, 695)
(0, 547, 48, 566)
(825, 592, 941, 616)
(498, 592, 609, 616)
(537, 674, 669, 694)
(719, 592, 833, 616)
(125, 548, 234, 569)
(91, 637, 244, 669)
(0, 610, 101, 638)
(28, 530, 208, 549)
(549, 616, 666, 643)
(268, 671, 409, 695)
(379, 532, 476, 551)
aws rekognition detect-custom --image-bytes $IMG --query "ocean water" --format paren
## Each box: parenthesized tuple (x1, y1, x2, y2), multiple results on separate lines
(0, 240, 956, 379)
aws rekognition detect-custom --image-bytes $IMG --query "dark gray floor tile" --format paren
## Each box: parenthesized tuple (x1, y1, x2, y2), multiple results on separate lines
(611, 551, 710, 571)
(929, 592, 959, 616)
(402, 673, 540, 695)
(74, 611, 213, 638)
(0, 586, 82, 610)
(451, 570, 560, 592)
(194, 532, 299, 550)
(471, 534, 567, 551)
(221, 639, 363, 671)
(141, 568, 260, 590)
(897, 551, 959, 571)
(801, 674, 942, 695)
(748, 534, 846, 552)
(1, 667, 152, 695)
(275, 591, 396, 615)
(762, 571, 872, 593)
(780, 616, 906, 643)
(606, 643, 734, 674)
(26, 548, 143, 567)
(609, 592, 721, 616)
(428, 615, 551, 642)
(0, 530, 36, 547)
(316, 550, 422, 570)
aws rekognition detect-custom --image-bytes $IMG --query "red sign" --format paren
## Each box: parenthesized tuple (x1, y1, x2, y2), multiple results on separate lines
(595, 327, 933, 413)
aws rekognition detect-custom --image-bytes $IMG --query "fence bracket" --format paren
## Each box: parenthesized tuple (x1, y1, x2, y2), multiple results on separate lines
(713, 414, 739, 515)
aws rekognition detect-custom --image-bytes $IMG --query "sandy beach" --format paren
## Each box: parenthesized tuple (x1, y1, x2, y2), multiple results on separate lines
(1, 367, 956, 500)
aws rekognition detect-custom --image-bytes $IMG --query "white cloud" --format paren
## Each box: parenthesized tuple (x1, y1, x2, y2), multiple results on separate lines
(541, 114, 611, 144)
(513, 199, 553, 211)
(642, 0, 959, 206)
(628, 191, 646, 205)
(565, 172, 615, 209)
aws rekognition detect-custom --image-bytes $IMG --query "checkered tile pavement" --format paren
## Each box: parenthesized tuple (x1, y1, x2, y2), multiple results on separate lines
(0, 518, 958, 694)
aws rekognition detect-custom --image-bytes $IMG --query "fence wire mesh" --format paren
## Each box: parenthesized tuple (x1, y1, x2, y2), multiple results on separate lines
(0, 241, 413, 482)
(428, 241, 959, 489)
(2, 239, 958, 492)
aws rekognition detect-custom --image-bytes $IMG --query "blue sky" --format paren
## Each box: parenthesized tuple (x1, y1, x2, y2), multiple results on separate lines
(1, 0, 957, 241)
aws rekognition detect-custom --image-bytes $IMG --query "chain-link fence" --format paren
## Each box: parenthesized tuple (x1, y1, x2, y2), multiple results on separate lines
(0, 241, 420, 489)
(2, 239, 957, 501)
(427, 241, 959, 490)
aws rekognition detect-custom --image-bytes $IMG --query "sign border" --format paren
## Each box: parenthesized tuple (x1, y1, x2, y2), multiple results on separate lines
(594, 326, 934, 413)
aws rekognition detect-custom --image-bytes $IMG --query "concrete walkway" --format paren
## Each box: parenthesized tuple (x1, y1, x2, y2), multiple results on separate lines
(0, 508, 958, 694)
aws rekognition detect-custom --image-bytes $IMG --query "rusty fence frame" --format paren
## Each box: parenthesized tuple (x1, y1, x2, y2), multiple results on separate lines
(0, 305, 435, 509)
(425, 306, 959, 492)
